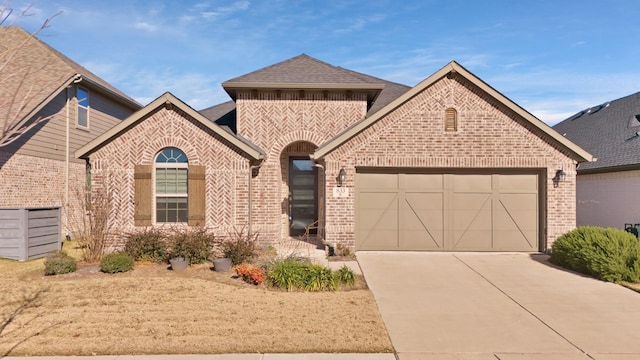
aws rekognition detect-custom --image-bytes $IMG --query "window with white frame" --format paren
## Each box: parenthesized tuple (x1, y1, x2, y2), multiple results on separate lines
(77, 87, 89, 128)
(155, 147, 188, 223)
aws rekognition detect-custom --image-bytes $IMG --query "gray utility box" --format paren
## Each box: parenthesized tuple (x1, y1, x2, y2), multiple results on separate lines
(0, 207, 62, 261)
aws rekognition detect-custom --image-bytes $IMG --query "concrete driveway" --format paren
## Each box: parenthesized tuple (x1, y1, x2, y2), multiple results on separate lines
(358, 252, 640, 360)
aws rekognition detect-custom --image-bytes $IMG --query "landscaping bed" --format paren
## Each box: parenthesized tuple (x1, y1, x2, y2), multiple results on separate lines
(0, 248, 393, 356)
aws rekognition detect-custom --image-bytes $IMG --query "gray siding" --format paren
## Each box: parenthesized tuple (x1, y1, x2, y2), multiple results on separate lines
(7, 84, 136, 163)
(0, 207, 61, 261)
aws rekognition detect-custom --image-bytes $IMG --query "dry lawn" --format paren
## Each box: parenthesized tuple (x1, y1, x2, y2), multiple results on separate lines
(0, 246, 393, 356)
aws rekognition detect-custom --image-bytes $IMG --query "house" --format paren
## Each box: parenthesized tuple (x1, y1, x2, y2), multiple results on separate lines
(553, 92, 640, 230)
(0, 26, 141, 233)
(77, 54, 592, 252)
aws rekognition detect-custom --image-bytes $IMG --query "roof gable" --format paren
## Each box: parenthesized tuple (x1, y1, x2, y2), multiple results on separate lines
(75, 92, 265, 161)
(313, 61, 593, 163)
(553, 92, 640, 172)
(0, 26, 140, 144)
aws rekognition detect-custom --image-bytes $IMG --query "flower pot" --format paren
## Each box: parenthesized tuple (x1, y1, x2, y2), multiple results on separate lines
(169, 257, 190, 271)
(213, 258, 232, 272)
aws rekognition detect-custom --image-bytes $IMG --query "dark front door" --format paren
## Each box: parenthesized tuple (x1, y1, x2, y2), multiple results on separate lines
(289, 158, 318, 236)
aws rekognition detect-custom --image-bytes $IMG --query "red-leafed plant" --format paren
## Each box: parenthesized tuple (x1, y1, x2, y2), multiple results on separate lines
(235, 264, 266, 285)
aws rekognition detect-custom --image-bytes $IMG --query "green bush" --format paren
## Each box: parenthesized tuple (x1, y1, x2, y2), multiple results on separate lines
(334, 265, 355, 286)
(167, 227, 215, 264)
(123, 228, 168, 263)
(550, 226, 640, 283)
(218, 227, 258, 265)
(100, 252, 134, 273)
(44, 251, 77, 276)
(267, 257, 338, 291)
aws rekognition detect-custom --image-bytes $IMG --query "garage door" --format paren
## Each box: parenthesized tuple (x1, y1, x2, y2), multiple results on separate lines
(356, 171, 540, 251)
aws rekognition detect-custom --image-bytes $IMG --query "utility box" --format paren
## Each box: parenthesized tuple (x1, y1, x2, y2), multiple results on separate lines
(0, 207, 62, 261)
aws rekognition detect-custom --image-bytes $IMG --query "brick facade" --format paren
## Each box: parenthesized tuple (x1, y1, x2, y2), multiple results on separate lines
(0, 150, 85, 234)
(88, 106, 252, 246)
(322, 73, 577, 250)
(235, 90, 368, 242)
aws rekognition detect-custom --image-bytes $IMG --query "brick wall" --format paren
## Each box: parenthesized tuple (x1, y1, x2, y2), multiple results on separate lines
(236, 90, 368, 242)
(88, 106, 252, 247)
(323, 74, 577, 251)
(0, 150, 85, 234)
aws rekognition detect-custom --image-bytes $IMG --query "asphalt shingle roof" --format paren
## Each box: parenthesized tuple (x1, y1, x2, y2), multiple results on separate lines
(0, 26, 138, 139)
(224, 54, 384, 85)
(553, 92, 640, 172)
(202, 54, 411, 129)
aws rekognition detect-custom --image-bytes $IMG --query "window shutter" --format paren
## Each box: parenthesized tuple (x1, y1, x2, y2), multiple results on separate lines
(445, 108, 457, 132)
(188, 165, 206, 226)
(134, 165, 152, 226)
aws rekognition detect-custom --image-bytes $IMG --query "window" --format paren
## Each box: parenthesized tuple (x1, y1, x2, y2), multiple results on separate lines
(445, 108, 457, 132)
(155, 148, 188, 223)
(77, 87, 89, 128)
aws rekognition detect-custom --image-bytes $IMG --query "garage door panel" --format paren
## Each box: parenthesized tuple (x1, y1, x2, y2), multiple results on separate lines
(356, 172, 539, 251)
(452, 193, 493, 250)
(498, 174, 538, 191)
(453, 174, 492, 192)
(357, 192, 398, 250)
(494, 193, 538, 251)
(401, 193, 444, 250)
(358, 173, 398, 190)
(405, 174, 444, 191)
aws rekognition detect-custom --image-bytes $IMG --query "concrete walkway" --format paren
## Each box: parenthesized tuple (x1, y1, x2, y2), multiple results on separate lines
(358, 252, 640, 360)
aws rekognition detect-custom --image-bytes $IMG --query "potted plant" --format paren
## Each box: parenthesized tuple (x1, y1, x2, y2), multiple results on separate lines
(213, 227, 258, 272)
(167, 231, 191, 271)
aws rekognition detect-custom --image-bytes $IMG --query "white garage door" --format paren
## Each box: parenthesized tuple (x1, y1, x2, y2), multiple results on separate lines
(356, 171, 540, 251)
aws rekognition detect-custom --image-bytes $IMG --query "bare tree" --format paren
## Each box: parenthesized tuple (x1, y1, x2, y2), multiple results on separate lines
(0, 1, 61, 147)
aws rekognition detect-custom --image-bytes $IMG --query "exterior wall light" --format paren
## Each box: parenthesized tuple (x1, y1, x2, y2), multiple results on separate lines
(552, 169, 566, 188)
(336, 168, 346, 187)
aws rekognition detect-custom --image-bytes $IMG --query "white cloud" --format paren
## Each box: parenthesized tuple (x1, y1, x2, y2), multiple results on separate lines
(134, 22, 157, 32)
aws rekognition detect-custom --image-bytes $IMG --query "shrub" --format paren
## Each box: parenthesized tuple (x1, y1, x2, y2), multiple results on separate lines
(217, 227, 258, 265)
(550, 226, 640, 283)
(267, 257, 337, 291)
(167, 227, 215, 264)
(100, 252, 134, 273)
(123, 228, 168, 263)
(235, 264, 266, 285)
(44, 251, 77, 276)
(334, 265, 355, 286)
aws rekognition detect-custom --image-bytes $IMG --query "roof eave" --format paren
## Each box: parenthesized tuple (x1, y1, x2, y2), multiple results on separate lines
(222, 82, 385, 101)
(0, 74, 78, 144)
(78, 75, 141, 110)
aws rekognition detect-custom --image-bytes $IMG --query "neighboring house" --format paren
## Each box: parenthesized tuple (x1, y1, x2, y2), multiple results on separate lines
(77, 54, 592, 252)
(0, 27, 141, 233)
(553, 92, 640, 229)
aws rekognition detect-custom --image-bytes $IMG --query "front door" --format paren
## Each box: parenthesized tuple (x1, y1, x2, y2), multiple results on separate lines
(289, 157, 318, 236)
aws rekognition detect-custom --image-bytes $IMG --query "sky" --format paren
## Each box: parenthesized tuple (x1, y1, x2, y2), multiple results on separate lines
(7, 0, 640, 125)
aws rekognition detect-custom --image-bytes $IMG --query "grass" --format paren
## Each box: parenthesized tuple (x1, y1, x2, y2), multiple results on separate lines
(0, 241, 393, 356)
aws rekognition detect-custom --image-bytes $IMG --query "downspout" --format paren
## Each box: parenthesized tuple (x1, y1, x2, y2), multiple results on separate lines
(65, 75, 82, 235)
(313, 162, 326, 244)
(248, 158, 265, 236)
(64, 86, 70, 235)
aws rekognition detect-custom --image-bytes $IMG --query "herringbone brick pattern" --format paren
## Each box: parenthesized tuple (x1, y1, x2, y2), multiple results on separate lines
(324, 74, 577, 250)
(236, 90, 368, 242)
(89, 107, 251, 246)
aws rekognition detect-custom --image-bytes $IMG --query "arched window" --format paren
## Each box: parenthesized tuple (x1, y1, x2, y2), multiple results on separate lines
(155, 147, 188, 223)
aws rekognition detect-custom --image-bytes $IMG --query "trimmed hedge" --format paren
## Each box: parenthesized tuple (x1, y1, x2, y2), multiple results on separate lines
(550, 226, 640, 283)
(44, 251, 77, 276)
(100, 252, 135, 273)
